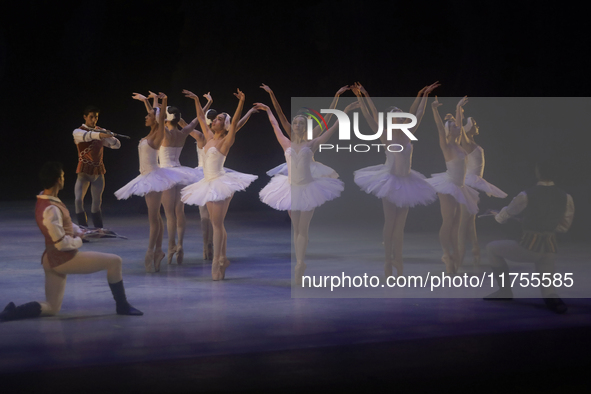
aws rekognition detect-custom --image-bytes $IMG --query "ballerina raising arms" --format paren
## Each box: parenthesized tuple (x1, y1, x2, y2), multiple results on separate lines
(183, 91, 259, 261)
(180, 89, 257, 280)
(256, 101, 358, 284)
(116, 93, 190, 272)
(352, 82, 439, 277)
(426, 96, 479, 274)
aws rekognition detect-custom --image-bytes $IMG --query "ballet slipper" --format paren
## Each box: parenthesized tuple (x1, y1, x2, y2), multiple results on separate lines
(220, 258, 231, 280)
(212, 258, 223, 281)
(472, 247, 481, 265)
(144, 250, 155, 273)
(176, 246, 184, 265)
(167, 245, 177, 265)
(154, 250, 165, 272)
(295, 262, 307, 286)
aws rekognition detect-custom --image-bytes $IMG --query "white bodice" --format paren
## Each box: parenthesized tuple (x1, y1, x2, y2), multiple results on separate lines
(384, 141, 413, 177)
(196, 146, 205, 168)
(466, 146, 485, 177)
(203, 147, 226, 180)
(445, 154, 468, 186)
(139, 139, 160, 175)
(286, 147, 315, 185)
(158, 146, 183, 168)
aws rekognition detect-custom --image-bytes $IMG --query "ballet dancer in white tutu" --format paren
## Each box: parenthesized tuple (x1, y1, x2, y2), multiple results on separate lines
(260, 83, 349, 179)
(427, 96, 479, 274)
(132, 91, 211, 265)
(352, 82, 439, 277)
(180, 89, 257, 280)
(256, 101, 358, 284)
(182, 91, 260, 261)
(458, 114, 507, 266)
(115, 93, 190, 273)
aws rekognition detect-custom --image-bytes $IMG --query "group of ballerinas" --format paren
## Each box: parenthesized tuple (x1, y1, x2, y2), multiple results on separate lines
(113, 82, 507, 284)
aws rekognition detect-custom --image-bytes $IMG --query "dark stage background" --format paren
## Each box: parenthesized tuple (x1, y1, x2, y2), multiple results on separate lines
(1, 1, 589, 239)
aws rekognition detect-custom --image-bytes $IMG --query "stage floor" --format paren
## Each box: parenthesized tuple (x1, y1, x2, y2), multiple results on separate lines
(1, 201, 590, 393)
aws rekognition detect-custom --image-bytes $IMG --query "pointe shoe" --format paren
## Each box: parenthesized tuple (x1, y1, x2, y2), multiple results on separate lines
(167, 246, 176, 265)
(295, 263, 307, 286)
(442, 255, 455, 275)
(472, 247, 481, 265)
(219, 258, 231, 280)
(144, 251, 155, 273)
(154, 250, 165, 272)
(212, 259, 223, 281)
(176, 246, 184, 265)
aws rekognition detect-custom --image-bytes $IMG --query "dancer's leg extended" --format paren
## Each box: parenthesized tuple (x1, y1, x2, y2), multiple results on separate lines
(89, 174, 105, 228)
(207, 196, 232, 280)
(383, 198, 409, 277)
(74, 173, 91, 226)
(457, 205, 472, 269)
(292, 209, 314, 284)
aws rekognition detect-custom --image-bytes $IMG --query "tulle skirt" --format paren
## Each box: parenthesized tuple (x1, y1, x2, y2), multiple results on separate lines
(259, 175, 344, 211)
(266, 161, 339, 179)
(181, 171, 257, 205)
(426, 172, 480, 214)
(465, 174, 507, 198)
(354, 164, 437, 208)
(114, 168, 190, 199)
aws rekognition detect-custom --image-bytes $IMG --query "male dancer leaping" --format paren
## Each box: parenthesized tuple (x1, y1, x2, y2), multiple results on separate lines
(0, 162, 142, 321)
(73, 106, 121, 228)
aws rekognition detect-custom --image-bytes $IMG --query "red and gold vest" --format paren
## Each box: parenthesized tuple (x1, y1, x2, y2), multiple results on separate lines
(35, 195, 78, 268)
(76, 126, 106, 175)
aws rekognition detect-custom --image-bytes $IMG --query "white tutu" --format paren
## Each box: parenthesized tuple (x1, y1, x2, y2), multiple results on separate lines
(115, 140, 192, 199)
(166, 166, 204, 186)
(181, 147, 257, 205)
(427, 171, 480, 215)
(465, 174, 507, 198)
(266, 161, 339, 179)
(260, 174, 344, 211)
(354, 165, 437, 208)
(115, 168, 189, 199)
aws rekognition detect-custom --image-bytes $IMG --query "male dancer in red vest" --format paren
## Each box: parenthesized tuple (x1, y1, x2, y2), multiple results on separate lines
(73, 106, 121, 228)
(485, 160, 574, 314)
(0, 162, 142, 321)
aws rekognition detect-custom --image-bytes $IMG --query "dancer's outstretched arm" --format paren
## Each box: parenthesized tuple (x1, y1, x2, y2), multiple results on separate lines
(310, 85, 350, 139)
(235, 106, 260, 132)
(409, 81, 440, 134)
(455, 96, 468, 129)
(254, 103, 290, 151)
(183, 89, 215, 142)
(260, 84, 291, 137)
(219, 89, 245, 154)
(351, 82, 380, 134)
(312, 101, 360, 151)
(132, 93, 153, 113)
(432, 96, 450, 156)
(355, 82, 378, 123)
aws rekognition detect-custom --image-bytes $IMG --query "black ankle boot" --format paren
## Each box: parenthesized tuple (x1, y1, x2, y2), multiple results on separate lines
(0, 301, 41, 321)
(76, 212, 88, 227)
(91, 211, 103, 229)
(108, 281, 143, 316)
